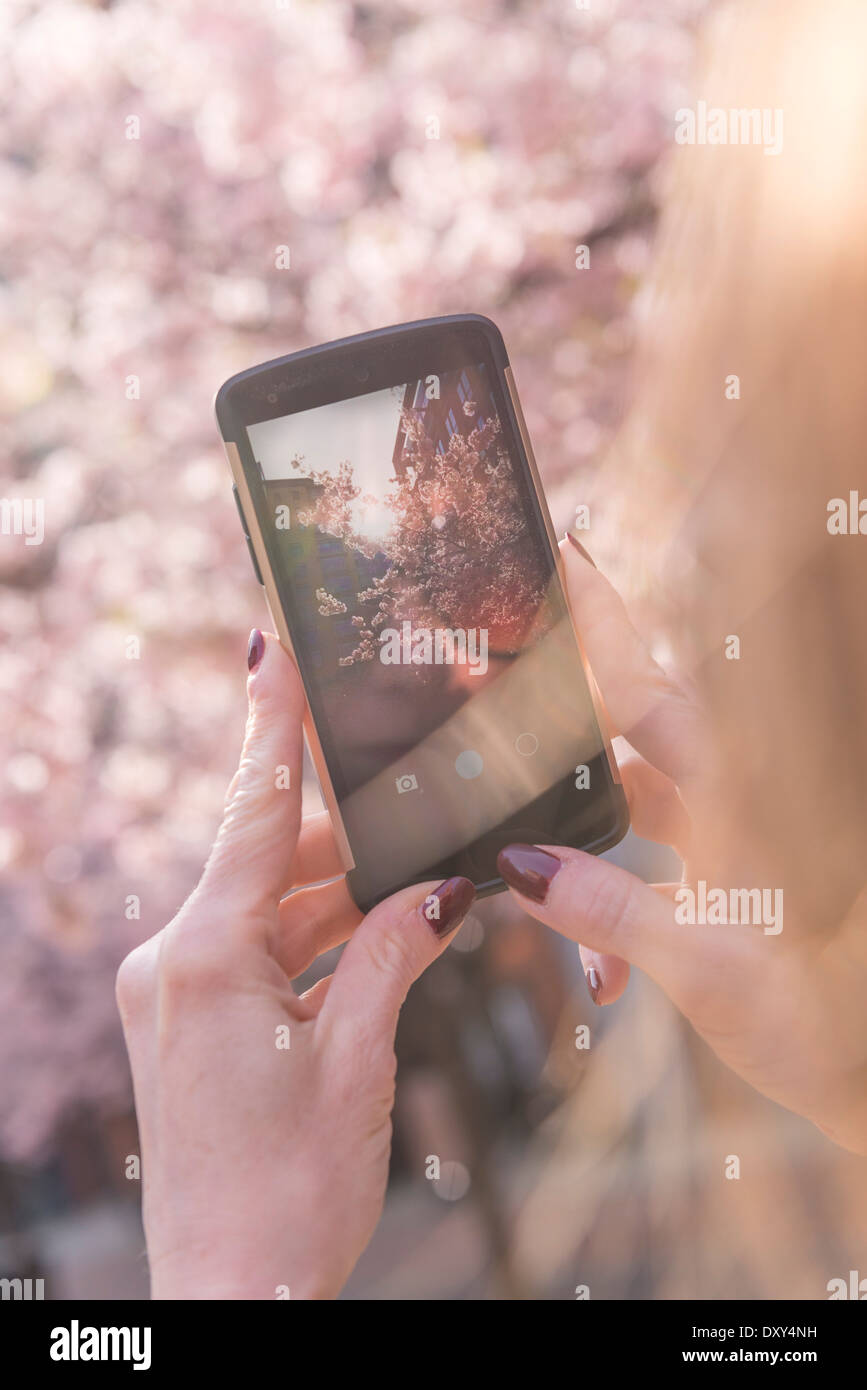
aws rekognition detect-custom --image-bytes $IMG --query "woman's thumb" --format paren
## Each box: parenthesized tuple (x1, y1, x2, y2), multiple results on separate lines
(319, 877, 476, 1039)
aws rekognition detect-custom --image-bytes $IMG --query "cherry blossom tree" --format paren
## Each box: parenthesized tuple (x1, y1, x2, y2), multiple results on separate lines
(0, 0, 712, 1160)
(296, 410, 551, 659)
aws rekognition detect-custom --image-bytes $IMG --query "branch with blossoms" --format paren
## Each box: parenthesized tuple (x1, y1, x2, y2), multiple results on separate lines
(292, 409, 550, 663)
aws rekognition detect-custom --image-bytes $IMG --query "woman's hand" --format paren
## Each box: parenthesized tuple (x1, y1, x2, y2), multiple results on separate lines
(116, 630, 475, 1300)
(498, 539, 867, 1155)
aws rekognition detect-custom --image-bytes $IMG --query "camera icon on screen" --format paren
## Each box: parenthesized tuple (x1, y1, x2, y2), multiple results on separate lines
(395, 773, 419, 794)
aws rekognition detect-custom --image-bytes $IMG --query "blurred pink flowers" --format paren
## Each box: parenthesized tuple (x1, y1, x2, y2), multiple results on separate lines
(0, 0, 709, 1158)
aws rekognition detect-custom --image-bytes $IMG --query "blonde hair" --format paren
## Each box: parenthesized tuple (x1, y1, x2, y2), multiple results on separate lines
(597, 0, 867, 931)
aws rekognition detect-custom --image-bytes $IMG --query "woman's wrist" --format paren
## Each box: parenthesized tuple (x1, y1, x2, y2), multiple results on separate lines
(149, 1249, 331, 1301)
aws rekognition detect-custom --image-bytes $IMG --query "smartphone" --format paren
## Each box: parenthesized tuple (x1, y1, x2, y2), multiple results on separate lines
(215, 314, 628, 912)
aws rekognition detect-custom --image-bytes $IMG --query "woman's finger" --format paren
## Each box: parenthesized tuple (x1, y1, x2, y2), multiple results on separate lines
(194, 630, 305, 924)
(497, 843, 760, 1031)
(298, 973, 334, 1014)
(576, 754, 689, 1005)
(273, 876, 362, 979)
(578, 944, 631, 1005)
(617, 749, 692, 857)
(284, 811, 346, 894)
(576, 890, 689, 1006)
(318, 877, 476, 1046)
(561, 535, 708, 789)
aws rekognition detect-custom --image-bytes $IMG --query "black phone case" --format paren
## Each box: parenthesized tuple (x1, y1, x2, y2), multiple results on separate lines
(215, 315, 629, 911)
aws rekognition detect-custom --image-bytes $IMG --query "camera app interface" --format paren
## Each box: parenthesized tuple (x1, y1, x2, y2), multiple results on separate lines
(246, 362, 608, 893)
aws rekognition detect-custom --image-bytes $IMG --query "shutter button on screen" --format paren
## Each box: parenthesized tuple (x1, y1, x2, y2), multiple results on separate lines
(455, 750, 484, 780)
(232, 484, 264, 586)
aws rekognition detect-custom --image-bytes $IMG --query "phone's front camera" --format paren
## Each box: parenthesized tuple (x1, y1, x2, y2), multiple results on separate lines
(354, 364, 370, 384)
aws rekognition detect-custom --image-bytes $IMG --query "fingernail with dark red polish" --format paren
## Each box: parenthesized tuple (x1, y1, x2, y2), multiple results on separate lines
(586, 967, 602, 1004)
(565, 531, 597, 568)
(497, 844, 562, 903)
(422, 876, 476, 939)
(247, 628, 265, 671)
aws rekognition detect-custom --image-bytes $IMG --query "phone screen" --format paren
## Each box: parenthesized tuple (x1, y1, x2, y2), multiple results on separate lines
(232, 329, 625, 908)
